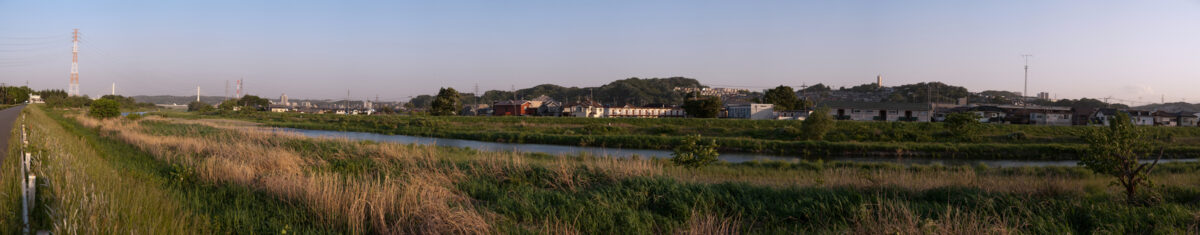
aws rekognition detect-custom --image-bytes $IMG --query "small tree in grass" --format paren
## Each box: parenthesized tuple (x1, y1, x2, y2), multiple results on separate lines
(89, 99, 121, 119)
(671, 135, 719, 168)
(187, 101, 213, 112)
(944, 112, 982, 141)
(801, 107, 835, 140)
(1080, 112, 1161, 204)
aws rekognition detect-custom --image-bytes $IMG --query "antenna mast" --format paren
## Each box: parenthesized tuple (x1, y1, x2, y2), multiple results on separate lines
(1021, 54, 1033, 107)
(69, 29, 80, 96)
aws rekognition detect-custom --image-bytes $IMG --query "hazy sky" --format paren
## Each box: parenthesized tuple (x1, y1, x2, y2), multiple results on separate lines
(2, 1, 1198, 105)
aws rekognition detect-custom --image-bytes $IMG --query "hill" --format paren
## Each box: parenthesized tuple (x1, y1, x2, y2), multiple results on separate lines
(1134, 102, 1200, 113)
(412, 77, 704, 108)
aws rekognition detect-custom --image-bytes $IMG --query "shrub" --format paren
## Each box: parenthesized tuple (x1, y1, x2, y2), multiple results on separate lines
(1080, 112, 1160, 204)
(187, 101, 214, 112)
(89, 99, 121, 119)
(801, 107, 835, 140)
(945, 112, 982, 141)
(671, 135, 719, 168)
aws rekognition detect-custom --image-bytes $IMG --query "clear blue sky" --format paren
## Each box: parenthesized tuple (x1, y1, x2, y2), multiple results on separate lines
(2, 0, 1198, 105)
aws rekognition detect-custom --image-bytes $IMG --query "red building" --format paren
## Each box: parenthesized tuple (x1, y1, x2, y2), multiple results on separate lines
(493, 100, 531, 116)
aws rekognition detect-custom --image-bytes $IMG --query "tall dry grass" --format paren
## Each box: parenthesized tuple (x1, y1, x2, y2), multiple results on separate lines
(25, 106, 209, 233)
(851, 198, 1023, 235)
(74, 114, 492, 234)
(676, 210, 741, 235)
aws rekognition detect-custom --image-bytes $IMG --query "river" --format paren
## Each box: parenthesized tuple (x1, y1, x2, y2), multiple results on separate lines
(280, 128, 1197, 168)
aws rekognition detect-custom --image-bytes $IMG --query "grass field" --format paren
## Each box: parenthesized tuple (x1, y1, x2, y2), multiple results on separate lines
(170, 111, 1200, 160)
(8, 105, 1193, 233)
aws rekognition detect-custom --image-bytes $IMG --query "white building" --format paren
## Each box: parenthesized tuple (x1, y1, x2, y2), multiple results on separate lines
(819, 101, 932, 122)
(726, 103, 776, 120)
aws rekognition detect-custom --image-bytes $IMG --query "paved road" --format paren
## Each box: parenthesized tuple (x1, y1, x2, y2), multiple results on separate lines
(0, 105, 27, 166)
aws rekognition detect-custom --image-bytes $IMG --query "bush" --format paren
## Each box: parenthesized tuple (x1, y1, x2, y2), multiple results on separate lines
(125, 113, 145, 120)
(671, 135, 719, 168)
(188, 101, 214, 112)
(801, 107, 835, 140)
(88, 99, 121, 119)
(945, 112, 982, 141)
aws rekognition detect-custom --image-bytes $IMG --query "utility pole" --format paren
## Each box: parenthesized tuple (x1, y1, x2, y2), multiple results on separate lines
(1021, 54, 1033, 107)
(69, 29, 80, 96)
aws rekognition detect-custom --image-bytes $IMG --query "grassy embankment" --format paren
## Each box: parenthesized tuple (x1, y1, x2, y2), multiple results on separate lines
(0, 105, 349, 233)
(53, 108, 1200, 233)
(173, 111, 1200, 160)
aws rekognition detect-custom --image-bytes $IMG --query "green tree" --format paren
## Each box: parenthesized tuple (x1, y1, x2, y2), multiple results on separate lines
(762, 85, 804, 110)
(1, 86, 32, 104)
(683, 95, 722, 118)
(238, 95, 270, 110)
(218, 99, 239, 111)
(89, 99, 121, 119)
(1080, 112, 1161, 204)
(945, 112, 982, 141)
(408, 95, 435, 109)
(801, 107, 835, 140)
(429, 87, 461, 116)
(188, 101, 213, 112)
(671, 135, 719, 169)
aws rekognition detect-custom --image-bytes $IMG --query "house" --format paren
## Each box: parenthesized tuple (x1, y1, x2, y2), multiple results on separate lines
(28, 94, 43, 104)
(460, 104, 491, 116)
(1181, 113, 1199, 127)
(1091, 109, 1154, 126)
(493, 100, 531, 116)
(968, 105, 1009, 123)
(1072, 108, 1097, 126)
(775, 110, 811, 120)
(604, 107, 686, 118)
(1089, 108, 1122, 126)
(726, 103, 775, 120)
(1014, 106, 1073, 126)
(1128, 110, 1154, 126)
(817, 101, 932, 122)
(564, 100, 605, 117)
(537, 100, 563, 116)
(269, 105, 290, 113)
(1153, 111, 1179, 126)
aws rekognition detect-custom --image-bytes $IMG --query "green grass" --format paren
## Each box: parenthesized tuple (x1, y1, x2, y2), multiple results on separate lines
(11, 108, 1198, 233)
(132, 113, 1200, 233)
(36, 105, 348, 233)
(161, 111, 1200, 160)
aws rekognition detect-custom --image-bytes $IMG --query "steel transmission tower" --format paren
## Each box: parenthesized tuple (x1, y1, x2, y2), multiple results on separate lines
(69, 29, 80, 96)
(1021, 54, 1033, 107)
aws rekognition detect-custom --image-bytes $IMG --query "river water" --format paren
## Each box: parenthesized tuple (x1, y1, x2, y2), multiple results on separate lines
(281, 128, 1197, 168)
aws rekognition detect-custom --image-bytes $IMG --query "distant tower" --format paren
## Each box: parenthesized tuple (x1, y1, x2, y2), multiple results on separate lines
(1022, 54, 1033, 106)
(280, 93, 289, 106)
(69, 29, 80, 96)
(236, 79, 243, 98)
(111, 83, 115, 95)
(876, 75, 882, 89)
(196, 86, 201, 102)
(225, 80, 230, 100)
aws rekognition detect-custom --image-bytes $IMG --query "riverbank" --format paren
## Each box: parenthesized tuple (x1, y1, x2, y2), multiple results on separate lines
(59, 110, 1200, 233)
(174, 111, 1200, 160)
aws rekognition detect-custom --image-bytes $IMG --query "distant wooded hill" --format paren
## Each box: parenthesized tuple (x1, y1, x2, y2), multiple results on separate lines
(410, 77, 705, 108)
(1134, 102, 1200, 113)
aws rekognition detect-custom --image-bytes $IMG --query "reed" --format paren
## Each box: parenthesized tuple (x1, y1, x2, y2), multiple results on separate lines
(22, 105, 209, 233)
